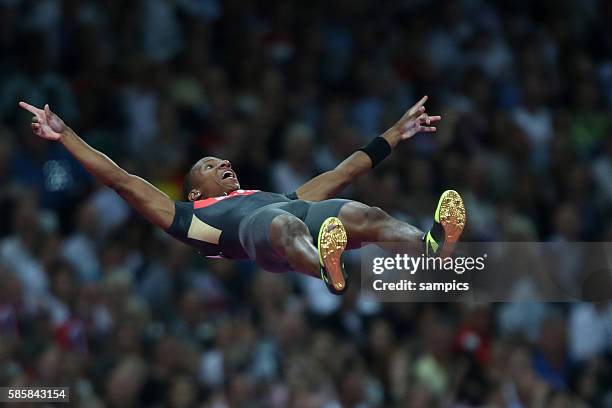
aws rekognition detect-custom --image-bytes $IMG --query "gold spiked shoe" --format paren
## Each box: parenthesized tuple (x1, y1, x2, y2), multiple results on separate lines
(317, 217, 348, 295)
(424, 190, 467, 258)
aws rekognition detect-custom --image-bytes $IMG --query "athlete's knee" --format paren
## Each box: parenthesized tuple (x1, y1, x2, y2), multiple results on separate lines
(355, 206, 391, 231)
(270, 214, 311, 249)
(339, 203, 391, 235)
(364, 206, 391, 226)
(279, 214, 309, 236)
(339, 202, 423, 244)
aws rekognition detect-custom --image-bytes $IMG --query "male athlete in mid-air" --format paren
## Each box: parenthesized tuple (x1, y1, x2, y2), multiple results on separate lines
(19, 96, 466, 295)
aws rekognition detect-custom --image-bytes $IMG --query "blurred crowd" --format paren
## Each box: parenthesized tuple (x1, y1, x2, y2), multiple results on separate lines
(2, 0, 612, 406)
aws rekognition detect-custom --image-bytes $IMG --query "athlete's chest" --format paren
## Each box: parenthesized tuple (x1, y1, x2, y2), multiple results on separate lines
(193, 189, 261, 209)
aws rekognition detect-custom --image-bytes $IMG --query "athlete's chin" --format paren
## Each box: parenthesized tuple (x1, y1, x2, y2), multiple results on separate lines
(223, 180, 240, 191)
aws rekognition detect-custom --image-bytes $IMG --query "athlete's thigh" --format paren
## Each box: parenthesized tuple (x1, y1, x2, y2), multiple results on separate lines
(302, 198, 355, 245)
(238, 204, 297, 273)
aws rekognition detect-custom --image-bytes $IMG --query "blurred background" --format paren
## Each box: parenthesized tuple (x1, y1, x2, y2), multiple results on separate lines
(1, 0, 612, 406)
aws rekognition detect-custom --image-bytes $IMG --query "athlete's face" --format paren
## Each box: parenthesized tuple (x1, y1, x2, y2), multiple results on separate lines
(190, 157, 240, 200)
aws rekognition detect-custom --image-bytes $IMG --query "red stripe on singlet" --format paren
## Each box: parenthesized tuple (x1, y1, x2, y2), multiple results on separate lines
(193, 189, 260, 209)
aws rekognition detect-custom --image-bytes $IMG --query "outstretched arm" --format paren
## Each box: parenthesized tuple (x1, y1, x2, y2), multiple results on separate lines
(19, 102, 175, 230)
(296, 96, 440, 201)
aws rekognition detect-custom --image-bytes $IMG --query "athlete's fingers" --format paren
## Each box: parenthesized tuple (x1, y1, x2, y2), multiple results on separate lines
(428, 115, 442, 123)
(44, 104, 52, 120)
(32, 116, 39, 123)
(413, 106, 426, 117)
(19, 101, 42, 116)
(405, 106, 426, 122)
(416, 113, 429, 124)
(408, 95, 428, 115)
(31, 123, 42, 136)
(420, 126, 437, 132)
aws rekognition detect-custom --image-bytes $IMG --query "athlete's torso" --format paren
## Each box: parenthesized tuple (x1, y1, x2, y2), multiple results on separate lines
(168, 190, 293, 258)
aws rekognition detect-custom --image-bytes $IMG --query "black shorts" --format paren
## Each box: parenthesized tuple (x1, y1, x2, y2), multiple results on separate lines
(238, 199, 352, 272)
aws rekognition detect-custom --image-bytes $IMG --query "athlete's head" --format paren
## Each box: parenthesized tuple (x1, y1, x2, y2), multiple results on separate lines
(183, 157, 240, 201)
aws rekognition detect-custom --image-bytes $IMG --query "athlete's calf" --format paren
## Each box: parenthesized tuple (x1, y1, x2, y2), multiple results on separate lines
(269, 214, 320, 278)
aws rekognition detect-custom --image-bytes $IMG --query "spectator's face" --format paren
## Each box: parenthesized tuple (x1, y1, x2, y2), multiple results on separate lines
(403, 385, 435, 408)
(169, 376, 197, 408)
(548, 393, 574, 408)
(277, 310, 307, 349)
(76, 203, 99, 237)
(106, 357, 146, 406)
(116, 325, 142, 355)
(188, 157, 240, 200)
(179, 290, 205, 329)
(252, 270, 290, 308)
(369, 319, 394, 355)
(37, 347, 62, 383)
(155, 336, 188, 373)
(0, 268, 22, 305)
(310, 331, 336, 367)
(467, 304, 491, 333)
(51, 266, 77, 306)
(426, 321, 453, 361)
(507, 347, 532, 378)
(340, 370, 365, 406)
(538, 318, 567, 361)
(523, 74, 547, 106)
(228, 374, 255, 406)
(553, 204, 580, 239)
(13, 204, 43, 252)
(166, 241, 191, 272)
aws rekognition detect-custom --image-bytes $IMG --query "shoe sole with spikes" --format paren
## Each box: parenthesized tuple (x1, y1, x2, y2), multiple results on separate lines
(317, 217, 348, 295)
(435, 190, 466, 258)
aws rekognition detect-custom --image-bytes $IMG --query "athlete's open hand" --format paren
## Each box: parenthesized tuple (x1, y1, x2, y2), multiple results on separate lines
(385, 95, 441, 146)
(18, 102, 66, 141)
